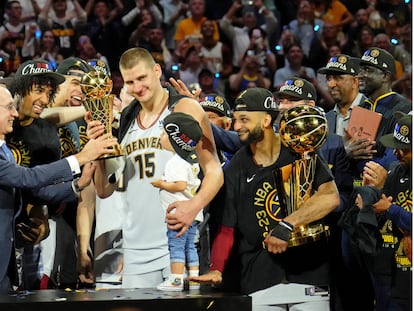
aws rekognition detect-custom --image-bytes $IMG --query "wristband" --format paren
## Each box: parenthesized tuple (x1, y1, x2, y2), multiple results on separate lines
(271, 220, 293, 242)
(279, 219, 294, 231)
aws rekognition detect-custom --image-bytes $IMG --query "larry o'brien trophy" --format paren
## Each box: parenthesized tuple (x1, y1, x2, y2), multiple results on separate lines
(274, 105, 329, 247)
(80, 69, 124, 159)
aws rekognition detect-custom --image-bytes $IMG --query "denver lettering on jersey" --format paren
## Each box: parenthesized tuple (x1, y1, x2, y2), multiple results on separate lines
(124, 136, 162, 154)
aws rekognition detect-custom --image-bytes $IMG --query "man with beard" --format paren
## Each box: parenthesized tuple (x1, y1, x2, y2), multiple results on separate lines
(190, 88, 339, 311)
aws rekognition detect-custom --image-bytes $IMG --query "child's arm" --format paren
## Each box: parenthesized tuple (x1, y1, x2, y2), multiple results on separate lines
(151, 179, 187, 193)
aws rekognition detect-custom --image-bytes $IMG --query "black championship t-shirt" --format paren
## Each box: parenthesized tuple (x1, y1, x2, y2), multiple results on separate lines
(7, 118, 61, 207)
(222, 143, 334, 294)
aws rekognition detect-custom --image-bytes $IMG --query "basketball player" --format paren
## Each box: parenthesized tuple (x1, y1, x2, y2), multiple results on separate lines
(88, 47, 223, 288)
(190, 88, 339, 311)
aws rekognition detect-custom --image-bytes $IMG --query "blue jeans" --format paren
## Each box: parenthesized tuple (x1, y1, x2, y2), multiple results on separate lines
(167, 221, 199, 267)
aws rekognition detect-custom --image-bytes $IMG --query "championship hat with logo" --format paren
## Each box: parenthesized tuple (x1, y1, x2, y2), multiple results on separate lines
(163, 112, 202, 163)
(234, 88, 278, 112)
(15, 59, 65, 84)
(275, 77, 316, 101)
(380, 111, 412, 149)
(88, 59, 111, 77)
(199, 94, 232, 118)
(318, 54, 359, 75)
(56, 57, 94, 76)
(360, 47, 396, 75)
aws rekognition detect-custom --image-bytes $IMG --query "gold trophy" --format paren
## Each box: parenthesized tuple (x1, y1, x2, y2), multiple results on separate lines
(80, 69, 124, 159)
(275, 105, 329, 247)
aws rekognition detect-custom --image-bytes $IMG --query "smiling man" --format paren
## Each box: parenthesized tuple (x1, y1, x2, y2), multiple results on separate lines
(7, 59, 68, 290)
(9, 59, 65, 163)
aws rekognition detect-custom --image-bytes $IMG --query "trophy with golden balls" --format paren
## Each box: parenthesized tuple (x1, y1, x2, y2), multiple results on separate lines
(274, 104, 329, 247)
(80, 69, 124, 159)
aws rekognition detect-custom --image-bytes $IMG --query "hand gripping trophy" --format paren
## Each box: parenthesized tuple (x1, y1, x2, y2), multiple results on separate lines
(81, 68, 124, 159)
(275, 105, 329, 247)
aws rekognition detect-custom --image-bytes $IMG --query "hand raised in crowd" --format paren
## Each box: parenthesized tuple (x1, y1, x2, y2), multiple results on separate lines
(168, 77, 202, 100)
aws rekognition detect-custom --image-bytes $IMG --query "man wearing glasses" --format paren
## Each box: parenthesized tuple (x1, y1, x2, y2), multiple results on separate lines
(0, 85, 117, 292)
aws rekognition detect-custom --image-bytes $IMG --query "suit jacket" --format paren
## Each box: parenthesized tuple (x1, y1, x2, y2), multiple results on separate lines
(0, 154, 76, 292)
(320, 133, 353, 213)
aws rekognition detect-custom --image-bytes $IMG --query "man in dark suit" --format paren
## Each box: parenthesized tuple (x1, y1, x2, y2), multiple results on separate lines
(0, 86, 117, 292)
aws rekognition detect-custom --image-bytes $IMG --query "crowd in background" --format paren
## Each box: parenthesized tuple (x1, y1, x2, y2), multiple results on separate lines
(0, 0, 411, 108)
(0, 0, 412, 310)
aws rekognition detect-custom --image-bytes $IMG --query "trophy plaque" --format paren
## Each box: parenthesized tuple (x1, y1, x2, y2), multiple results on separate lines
(80, 69, 124, 159)
(275, 105, 329, 247)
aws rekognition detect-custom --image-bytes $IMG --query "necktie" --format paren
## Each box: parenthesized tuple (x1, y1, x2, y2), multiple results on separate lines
(1, 143, 15, 162)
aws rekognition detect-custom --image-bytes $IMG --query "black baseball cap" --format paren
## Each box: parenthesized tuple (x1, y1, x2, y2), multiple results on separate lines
(318, 54, 360, 76)
(15, 59, 65, 84)
(380, 112, 412, 149)
(56, 57, 94, 76)
(198, 68, 214, 79)
(88, 59, 111, 78)
(234, 88, 278, 112)
(199, 94, 232, 118)
(163, 112, 202, 164)
(275, 77, 316, 101)
(360, 47, 396, 75)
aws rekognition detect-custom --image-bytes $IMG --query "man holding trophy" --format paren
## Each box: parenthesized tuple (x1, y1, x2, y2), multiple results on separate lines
(86, 47, 223, 288)
(190, 87, 339, 311)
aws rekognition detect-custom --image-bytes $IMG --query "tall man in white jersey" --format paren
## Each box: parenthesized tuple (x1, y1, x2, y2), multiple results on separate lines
(88, 47, 223, 288)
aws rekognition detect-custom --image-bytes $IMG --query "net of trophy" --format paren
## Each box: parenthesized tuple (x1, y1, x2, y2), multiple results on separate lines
(279, 105, 328, 155)
(275, 105, 329, 247)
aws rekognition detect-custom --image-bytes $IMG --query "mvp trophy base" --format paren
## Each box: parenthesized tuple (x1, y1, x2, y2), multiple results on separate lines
(288, 224, 330, 247)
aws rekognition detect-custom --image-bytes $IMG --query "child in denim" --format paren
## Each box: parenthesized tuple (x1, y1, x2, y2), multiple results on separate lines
(151, 112, 203, 291)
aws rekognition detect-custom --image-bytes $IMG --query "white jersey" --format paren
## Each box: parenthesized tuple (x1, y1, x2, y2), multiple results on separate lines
(119, 107, 172, 275)
(159, 154, 203, 222)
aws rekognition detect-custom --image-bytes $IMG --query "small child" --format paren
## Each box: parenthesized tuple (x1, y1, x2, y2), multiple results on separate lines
(151, 112, 203, 291)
